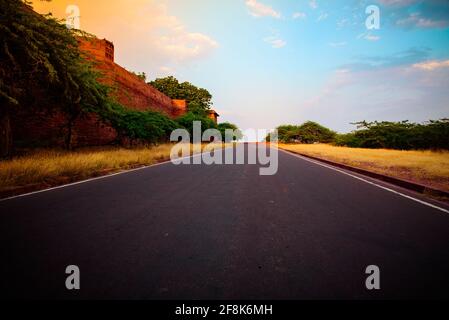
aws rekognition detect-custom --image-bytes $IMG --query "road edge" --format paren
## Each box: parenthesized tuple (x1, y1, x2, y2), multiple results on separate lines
(279, 147, 449, 201)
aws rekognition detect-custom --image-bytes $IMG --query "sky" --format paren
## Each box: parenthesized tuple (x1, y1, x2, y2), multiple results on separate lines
(31, 0, 449, 132)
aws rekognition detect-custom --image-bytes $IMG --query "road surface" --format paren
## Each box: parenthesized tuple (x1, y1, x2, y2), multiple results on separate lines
(1, 144, 449, 299)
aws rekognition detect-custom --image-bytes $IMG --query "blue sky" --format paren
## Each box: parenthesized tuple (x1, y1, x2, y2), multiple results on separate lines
(33, 0, 449, 132)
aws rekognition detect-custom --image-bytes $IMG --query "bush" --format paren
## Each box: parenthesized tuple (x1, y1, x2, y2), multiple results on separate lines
(176, 112, 217, 138)
(335, 120, 449, 150)
(272, 122, 336, 143)
(334, 133, 363, 148)
(99, 102, 179, 144)
(297, 121, 336, 143)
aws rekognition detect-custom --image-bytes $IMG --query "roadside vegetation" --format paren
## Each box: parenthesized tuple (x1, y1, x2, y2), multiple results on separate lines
(0, 143, 228, 197)
(0, 0, 240, 157)
(272, 120, 449, 192)
(279, 144, 449, 193)
(0, 145, 173, 196)
(335, 120, 449, 150)
(271, 120, 449, 150)
(0, 1, 240, 197)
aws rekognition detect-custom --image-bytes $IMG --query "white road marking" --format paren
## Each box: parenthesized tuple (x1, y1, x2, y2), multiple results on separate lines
(0, 153, 204, 202)
(3, 146, 447, 215)
(279, 149, 449, 214)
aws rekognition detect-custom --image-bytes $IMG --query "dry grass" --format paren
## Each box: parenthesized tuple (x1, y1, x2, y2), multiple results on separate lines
(0, 143, 226, 196)
(279, 143, 449, 192)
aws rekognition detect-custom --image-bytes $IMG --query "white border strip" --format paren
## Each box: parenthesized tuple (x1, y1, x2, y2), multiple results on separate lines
(279, 149, 449, 214)
(0, 153, 204, 203)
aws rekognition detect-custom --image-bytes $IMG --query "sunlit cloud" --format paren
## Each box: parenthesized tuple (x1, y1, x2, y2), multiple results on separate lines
(413, 60, 449, 71)
(264, 36, 286, 48)
(31, 0, 219, 77)
(245, 0, 281, 19)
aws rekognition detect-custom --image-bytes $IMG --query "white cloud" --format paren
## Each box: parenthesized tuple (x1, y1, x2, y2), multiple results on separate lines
(364, 34, 381, 41)
(317, 12, 328, 22)
(396, 12, 449, 29)
(329, 41, 347, 47)
(245, 0, 281, 19)
(264, 36, 286, 48)
(359, 32, 381, 41)
(337, 18, 349, 29)
(293, 12, 306, 19)
(31, 0, 219, 77)
(302, 62, 449, 132)
(156, 30, 219, 62)
(309, 0, 318, 9)
(413, 60, 449, 71)
(377, 0, 418, 7)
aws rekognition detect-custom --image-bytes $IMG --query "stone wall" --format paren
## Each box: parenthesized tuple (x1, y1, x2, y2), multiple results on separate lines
(13, 111, 117, 148)
(12, 37, 188, 148)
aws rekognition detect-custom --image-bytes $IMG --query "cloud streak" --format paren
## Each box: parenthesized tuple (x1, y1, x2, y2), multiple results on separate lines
(413, 59, 449, 71)
(293, 12, 306, 19)
(378, 0, 449, 29)
(246, 0, 281, 19)
(264, 36, 287, 48)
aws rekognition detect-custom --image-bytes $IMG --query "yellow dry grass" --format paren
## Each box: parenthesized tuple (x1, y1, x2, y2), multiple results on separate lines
(0, 143, 226, 195)
(278, 143, 449, 192)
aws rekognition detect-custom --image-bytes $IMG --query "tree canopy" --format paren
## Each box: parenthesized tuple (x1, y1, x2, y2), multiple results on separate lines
(271, 122, 336, 144)
(270, 119, 449, 150)
(335, 119, 449, 150)
(0, 0, 112, 152)
(217, 122, 243, 142)
(149, 76, 213, 114)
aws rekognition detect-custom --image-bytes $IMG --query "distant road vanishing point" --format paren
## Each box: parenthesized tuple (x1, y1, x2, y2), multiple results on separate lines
(1, 144, 449, 299)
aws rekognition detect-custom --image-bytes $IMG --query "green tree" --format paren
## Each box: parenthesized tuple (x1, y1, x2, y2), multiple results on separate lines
(176, 112, 217, 141)
(132, 71, 146, 82)
(149, 76, 213, 112)
(272, 122, 336, 143)
(0, 0, 111, 154)
(296, 121, 336, 144)
(101, 103, 179, 144)
(335, 119, 449, 150)
(217, 122, 243, 142)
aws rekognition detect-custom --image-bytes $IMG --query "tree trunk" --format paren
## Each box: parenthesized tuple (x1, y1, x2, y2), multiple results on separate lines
(65, 111, 80, 151)
(65, 117, 74, 151)
(0, 109, 12, 158)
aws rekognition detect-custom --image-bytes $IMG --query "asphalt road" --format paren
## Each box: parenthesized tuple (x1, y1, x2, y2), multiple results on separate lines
(1, 144, 449, 299)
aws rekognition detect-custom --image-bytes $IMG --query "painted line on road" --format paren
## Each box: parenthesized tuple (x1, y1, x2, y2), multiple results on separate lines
(279, 149, 449, 214)
(0, 153, 204, 203)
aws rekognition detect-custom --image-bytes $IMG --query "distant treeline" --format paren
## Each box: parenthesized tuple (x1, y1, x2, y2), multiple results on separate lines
(270, 120, 449, 150)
